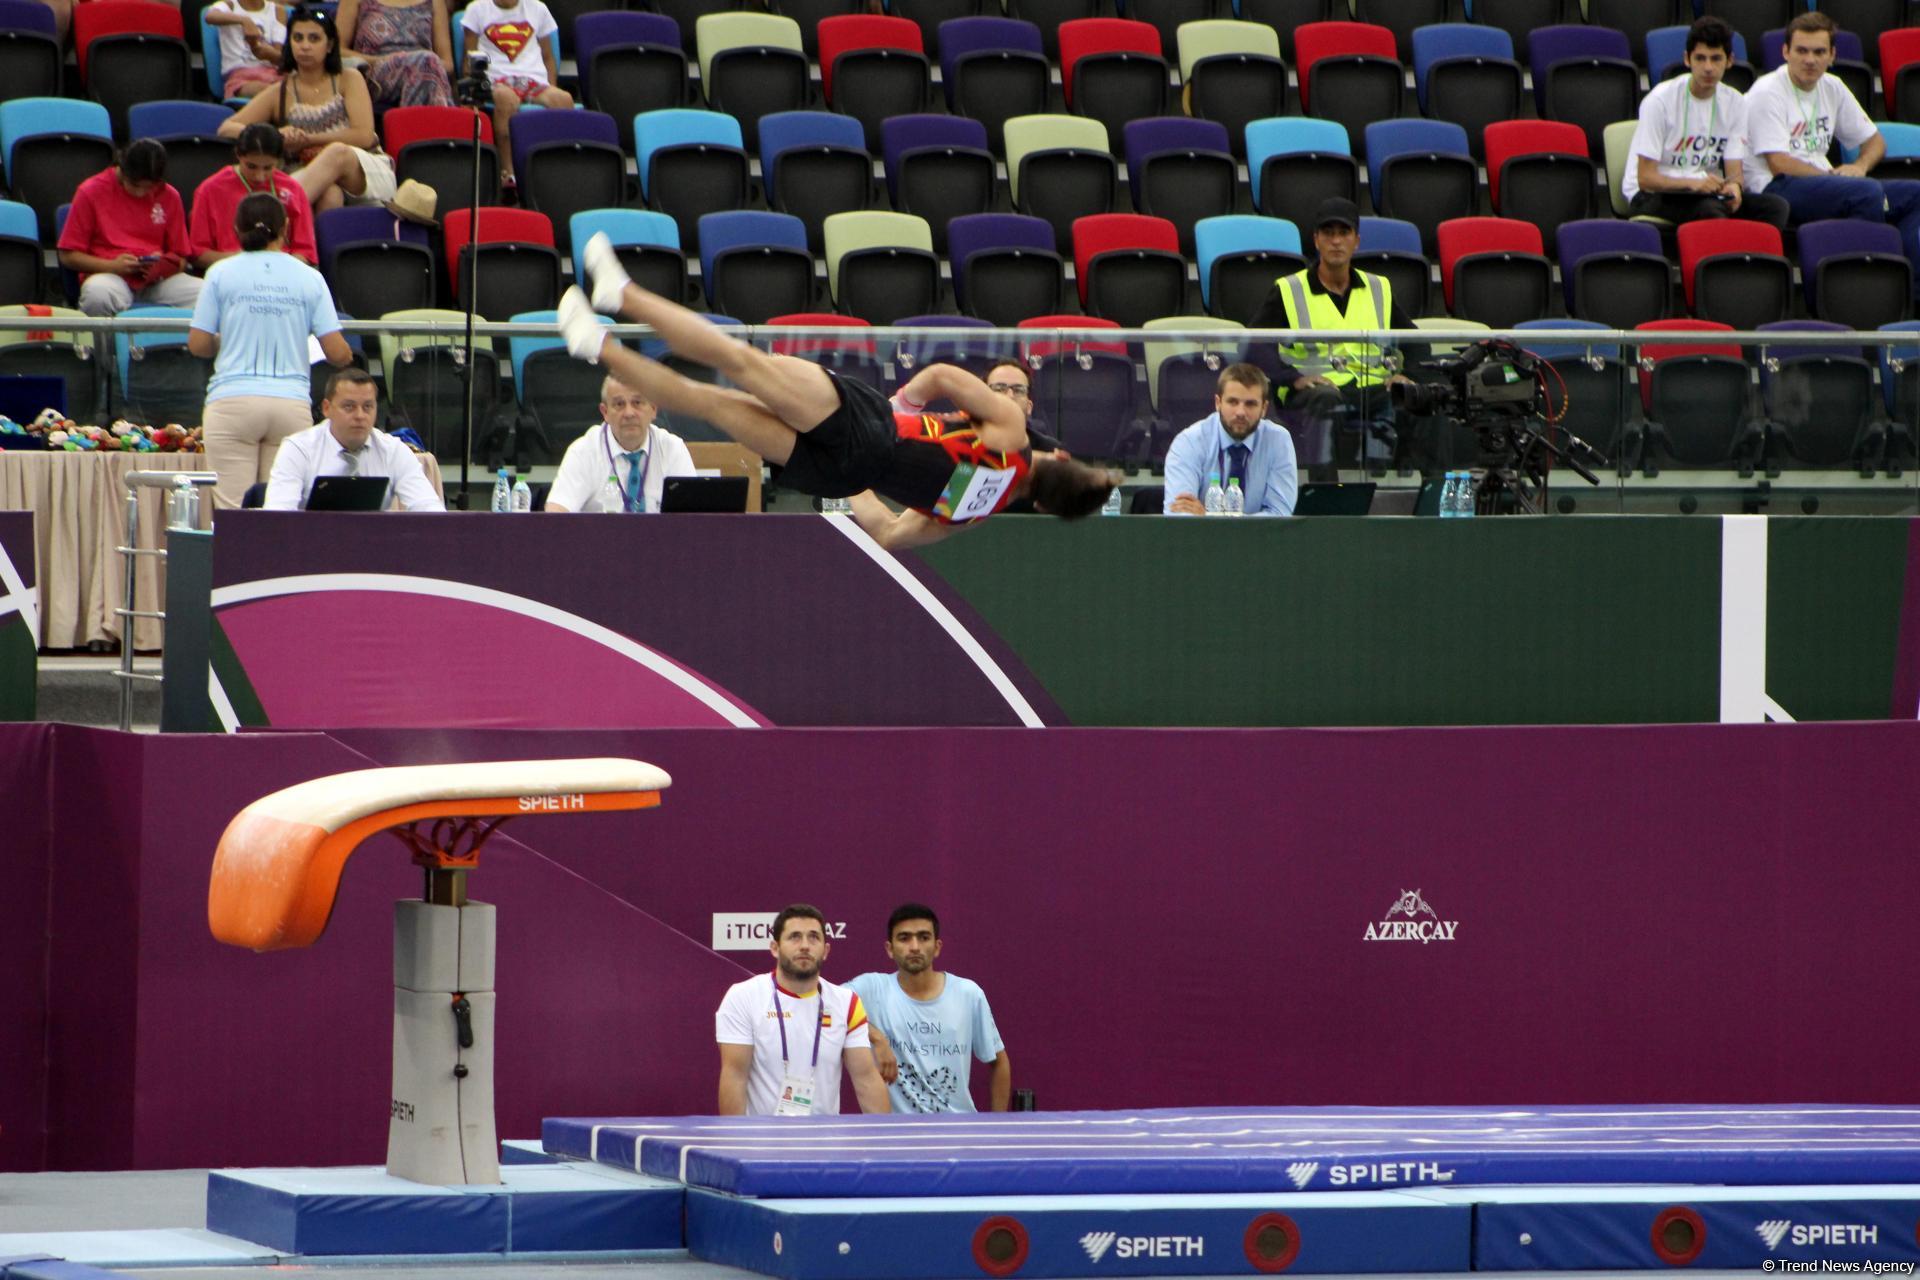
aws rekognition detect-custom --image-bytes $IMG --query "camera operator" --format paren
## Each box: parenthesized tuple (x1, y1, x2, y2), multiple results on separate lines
(1249, 198, 1415, 477)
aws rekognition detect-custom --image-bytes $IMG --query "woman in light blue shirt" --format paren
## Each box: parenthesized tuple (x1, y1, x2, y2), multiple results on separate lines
(189, 191, 353, 509)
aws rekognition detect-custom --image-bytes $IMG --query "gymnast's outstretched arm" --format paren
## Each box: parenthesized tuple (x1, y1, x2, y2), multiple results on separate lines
(848, 490, 958, 550)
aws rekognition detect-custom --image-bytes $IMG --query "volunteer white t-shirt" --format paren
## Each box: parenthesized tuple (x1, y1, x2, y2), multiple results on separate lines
(546, 422, 698, 513)
(1742, 64, 1878, 193)
(462, 0, 556, 84)
(1624, 75, 1752, 200)
(715, 973, 871, 1116)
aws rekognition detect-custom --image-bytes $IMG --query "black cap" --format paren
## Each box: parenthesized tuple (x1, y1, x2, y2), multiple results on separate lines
(1312, 197, 1360, 231)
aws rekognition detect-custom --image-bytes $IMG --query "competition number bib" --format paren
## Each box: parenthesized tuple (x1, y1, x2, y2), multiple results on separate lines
(935, 461, 1017, 522)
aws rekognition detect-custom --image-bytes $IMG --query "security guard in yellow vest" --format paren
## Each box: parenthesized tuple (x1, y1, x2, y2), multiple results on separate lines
(1250, 198, 1416, 471)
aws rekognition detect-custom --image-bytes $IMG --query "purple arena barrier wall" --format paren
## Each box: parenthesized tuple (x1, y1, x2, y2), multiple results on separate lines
(1, 720, 1915, 1172)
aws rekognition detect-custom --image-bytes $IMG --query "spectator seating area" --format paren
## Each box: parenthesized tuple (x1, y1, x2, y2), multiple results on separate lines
(1, 0, 1920, 476)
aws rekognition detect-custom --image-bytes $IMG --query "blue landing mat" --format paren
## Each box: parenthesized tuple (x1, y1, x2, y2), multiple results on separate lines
(543, 1105, 1920, 1198)
(687, 1188, 1469, 1278)
(206, 1162, 684, 1255)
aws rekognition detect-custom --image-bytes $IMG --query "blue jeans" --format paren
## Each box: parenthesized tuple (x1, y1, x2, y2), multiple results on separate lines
(1768, 172, 1920, 301)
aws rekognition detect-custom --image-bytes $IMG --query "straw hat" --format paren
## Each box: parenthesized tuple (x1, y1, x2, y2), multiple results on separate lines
(383, 179, 439, 228)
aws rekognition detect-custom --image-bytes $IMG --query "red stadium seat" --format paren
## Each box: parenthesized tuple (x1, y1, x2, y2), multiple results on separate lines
(1070, 211, 1184, 326)
(383, 104, 496, 153)
(1435, 215, 1541, 309)
(73, 0, 182, 80)
(762, 311, 877, 357)
(1676, 218, 1785, 311)
(442, 208, 554, 279)
(815, 14, 923, 102)
(1481, 119, 1587, 212)
(1017, 313, 1125, 360)
(1057, 17, 1162, 109)
(1880, 27, 1920, 118)
(1293, 20, 1397, 112)
(1633, 317, 1741, 413)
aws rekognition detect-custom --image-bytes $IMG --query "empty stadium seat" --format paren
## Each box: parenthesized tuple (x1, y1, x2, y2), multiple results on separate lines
(881, 115, 995, 252)
(1006, 0, 1098, 58)
(1117, 0, 1215, 62)
(442, 208, 561, 320)
(1073, 212, 1186, 327)
(698, 210, 815, 324)
(1530, 24, 1639, 155)
(1484, 119, 1598, 255)
(1021, 314, 1145, 458)
(1411, 23, 1522, 158)
(1465, 0, 1564, 56)
(1877, 122, 1920, 181)
(1245, 116, 1359, 232)
(817, 15, 931, 150)
(760, 111, 876, 252)
(1295, 22, 1403, 157)
(946, 211, 1065, 326)
(1240, 0, 1326, 62)
(75, 1, 189, 139)
(377, 307, 503, 461)
(823, 210, 939, 324)
(1511, 317, 1628, 461)
(1059, 18, 1168, 140)
(1366, 119, 1476, 255)
(0, 303, 101, 422)
(1437, 216, 1551, 329)
(1177, 21, 1287, 158)
(0, 198, 38, 305)
(575, 13, 688, 153)
(1195, 213, 1305, 322)
(634, 109, 750, 253)
(1123, 116, 1236, 255)
(510, 109, 627, 254)
(1004, 113, 1119, 250)
(938, 17, 1050, 154)
(0, 0, 60, 101)
(1755, 319, 1880, 471)
(115, 304, 206, 426)
(1798, 219, 1912, 329)
(1883, 28, 1920, 121)
(895, 0, 992, 55)
(694, 12, 807, 149)
(1677, 218, 1791, 330)
(1556, 219, 1670, 328)
(1633, 318, 1757, 473)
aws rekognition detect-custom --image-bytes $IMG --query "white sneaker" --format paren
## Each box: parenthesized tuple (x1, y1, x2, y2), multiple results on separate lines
(582, 231, 632, 315)
(557, 288, 607, 362)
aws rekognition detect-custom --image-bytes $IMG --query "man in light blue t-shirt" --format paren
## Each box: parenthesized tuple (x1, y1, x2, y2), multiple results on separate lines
(848, 903, 1010, 1114)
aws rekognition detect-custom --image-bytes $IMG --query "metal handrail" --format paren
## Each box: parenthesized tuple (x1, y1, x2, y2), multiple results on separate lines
(115, 470, 217, 731)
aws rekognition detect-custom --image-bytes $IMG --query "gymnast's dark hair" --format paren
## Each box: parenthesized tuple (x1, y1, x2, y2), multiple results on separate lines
(887, 903, 940, 939)
(118, 139, 169, 184)
(1027, 454, 1121, 520)
(236, 192, 286, 252)
(771, 903, 827, 942)
(235, 123, 285, 160)
(278, 7, 343, 75)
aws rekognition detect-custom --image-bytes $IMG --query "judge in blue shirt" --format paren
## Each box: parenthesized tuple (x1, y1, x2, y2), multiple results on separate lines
(1163, 362, 1298, 516)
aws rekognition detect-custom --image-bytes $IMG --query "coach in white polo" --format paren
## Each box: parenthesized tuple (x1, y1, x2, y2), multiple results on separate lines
(716, 903, 892, 1116)
(545, 374, 698, 513)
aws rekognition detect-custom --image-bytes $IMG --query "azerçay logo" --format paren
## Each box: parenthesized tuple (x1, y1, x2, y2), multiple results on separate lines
(1363, 890, 1458, 943)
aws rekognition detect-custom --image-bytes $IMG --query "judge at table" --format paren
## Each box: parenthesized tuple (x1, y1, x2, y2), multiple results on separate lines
(546, 374, 698, 513)
(263, 367, 443, 511)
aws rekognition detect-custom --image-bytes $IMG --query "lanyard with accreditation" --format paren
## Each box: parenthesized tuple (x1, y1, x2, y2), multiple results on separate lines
(770, 979, 823, 1116)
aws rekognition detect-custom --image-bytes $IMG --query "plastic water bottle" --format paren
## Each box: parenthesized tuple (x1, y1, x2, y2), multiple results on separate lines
(1101, 486, 1122, 516)
(1438, 471, 1458, 518)
(1456, 470, 1476, 518)
(1203, 471, 1224, 516)
(820, 496, 851, 514)
(491, 466, 512, 513)
(511, 472, 532, 513)
(1224, 477, 1244, 517)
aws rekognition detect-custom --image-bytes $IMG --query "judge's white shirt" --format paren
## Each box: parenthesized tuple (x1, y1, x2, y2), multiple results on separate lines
(1743, 65, 1878, 193)
(546, 422, 698, 513)
(1624, 76, 1752, 199)
(262, 422, 444, 511)
(715, 973, 871, 1116)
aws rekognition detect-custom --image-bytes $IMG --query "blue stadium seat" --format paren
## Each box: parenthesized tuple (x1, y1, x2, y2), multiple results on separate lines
(570, 208, 687, 304)
(1194, 213, 1303, 319)
(1410, 22, 1512, 111)
(1243, 115, 1356, 230)
(7, 100, 114, 240)
(1355, 215, 1432, 317)
(632, 108, 749, 252)
(697, 209, 814, 324)
(1364, 118, 1475, 254)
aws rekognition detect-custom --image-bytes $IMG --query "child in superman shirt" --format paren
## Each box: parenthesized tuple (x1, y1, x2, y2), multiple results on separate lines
(460, 0, 571, 187)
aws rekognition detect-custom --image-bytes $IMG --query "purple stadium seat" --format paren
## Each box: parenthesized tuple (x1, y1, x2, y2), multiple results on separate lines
(937, 17, 1048, 151)
(1121, 116, 1233, 254)
(1796, 219, 1912, 329)
(879, 114, 994, 248)
(946, 211, 1063, 325)
(573, 12, 681, 101)
(1554, 218, 1668, 327)
(1755, 319, 1879, 470)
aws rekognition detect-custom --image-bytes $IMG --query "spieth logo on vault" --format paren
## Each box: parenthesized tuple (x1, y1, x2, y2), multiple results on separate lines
(1292, 1161, 1456, 1188)
(1756, 1220, 1881, 1250)
(1363, 889, 1459, 943)
(1078, 1231, 1203, 1263)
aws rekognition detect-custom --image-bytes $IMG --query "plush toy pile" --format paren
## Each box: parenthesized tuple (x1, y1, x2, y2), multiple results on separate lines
(0, 410, 203, 453)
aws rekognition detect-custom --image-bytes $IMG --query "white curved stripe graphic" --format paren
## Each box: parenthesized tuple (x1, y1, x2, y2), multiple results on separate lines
(820, 514, 1044, 727)
(210, 572, 760, 727)
(0, 542, 38, 647)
